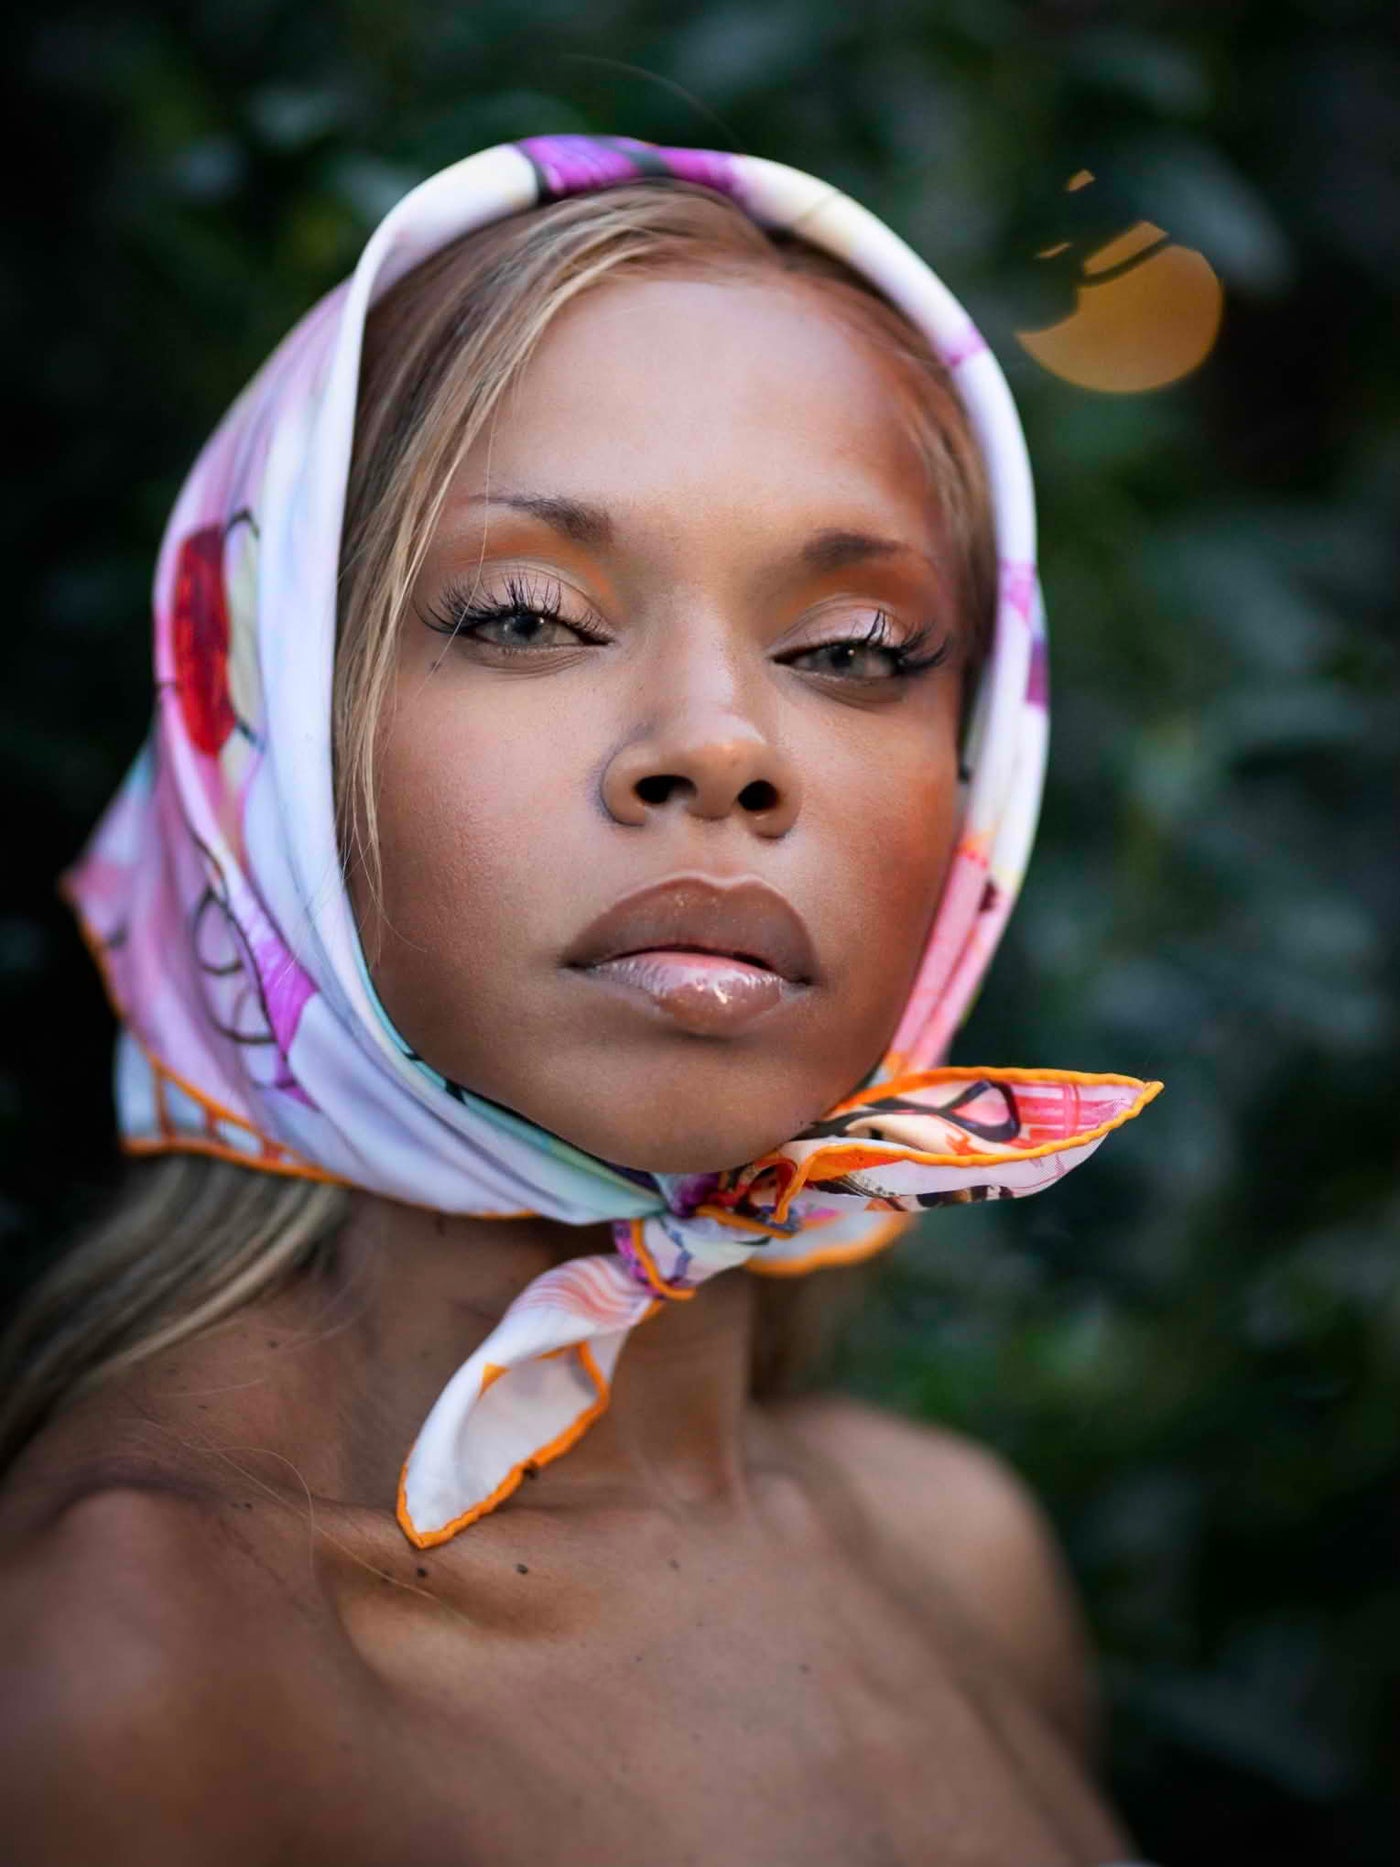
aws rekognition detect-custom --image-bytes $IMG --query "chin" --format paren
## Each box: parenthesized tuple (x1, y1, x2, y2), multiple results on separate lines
(551, 1105, 802, 1178)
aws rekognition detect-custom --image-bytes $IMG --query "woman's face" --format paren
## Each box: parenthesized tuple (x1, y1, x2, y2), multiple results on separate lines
(353, 275, 967, 1172)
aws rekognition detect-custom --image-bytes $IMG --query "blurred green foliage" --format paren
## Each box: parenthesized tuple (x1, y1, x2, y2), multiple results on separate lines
(3, 1, 1397, 1858)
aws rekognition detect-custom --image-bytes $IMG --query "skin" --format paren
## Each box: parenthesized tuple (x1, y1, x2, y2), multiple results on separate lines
(0, 277, 1132, 1865)
(355, 277, 964, 1170)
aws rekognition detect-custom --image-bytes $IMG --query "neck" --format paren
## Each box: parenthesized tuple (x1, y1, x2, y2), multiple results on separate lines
(322, 1191, 762, 1516)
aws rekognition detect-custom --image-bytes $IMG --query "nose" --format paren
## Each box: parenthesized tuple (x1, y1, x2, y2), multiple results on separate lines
(600, 714, 801, 837)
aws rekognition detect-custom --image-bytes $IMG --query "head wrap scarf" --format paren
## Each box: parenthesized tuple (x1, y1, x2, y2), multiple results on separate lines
(65, 136, 1160, 1548)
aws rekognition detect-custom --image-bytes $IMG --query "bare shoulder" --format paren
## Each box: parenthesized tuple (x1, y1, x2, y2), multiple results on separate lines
(0, 1457, 344, 1865)
(775, 1393, 1098, 1755)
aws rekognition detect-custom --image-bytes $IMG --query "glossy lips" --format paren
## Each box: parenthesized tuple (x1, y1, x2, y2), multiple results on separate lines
(564, 876, 817, 1037)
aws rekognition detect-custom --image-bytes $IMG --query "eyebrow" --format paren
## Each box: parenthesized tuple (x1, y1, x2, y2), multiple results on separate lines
(461, 496, 935, 577)
(462, 492, 613, 548)
(799, 528, 930, 574)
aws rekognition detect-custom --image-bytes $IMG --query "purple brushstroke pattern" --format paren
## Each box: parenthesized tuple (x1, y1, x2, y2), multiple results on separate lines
(517, 136, 739, 206)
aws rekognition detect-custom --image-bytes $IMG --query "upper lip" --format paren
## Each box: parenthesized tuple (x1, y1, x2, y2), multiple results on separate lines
(564, 875, 818, 985)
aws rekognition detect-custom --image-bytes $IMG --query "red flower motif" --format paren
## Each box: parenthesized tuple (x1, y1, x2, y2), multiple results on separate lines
(172, 525, 237, 755)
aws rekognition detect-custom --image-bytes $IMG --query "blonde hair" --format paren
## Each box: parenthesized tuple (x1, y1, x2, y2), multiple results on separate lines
(1, 179, 996, 1472)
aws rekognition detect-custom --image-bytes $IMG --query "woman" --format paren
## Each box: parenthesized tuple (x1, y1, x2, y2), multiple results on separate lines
(0, 136, 1159, 1863)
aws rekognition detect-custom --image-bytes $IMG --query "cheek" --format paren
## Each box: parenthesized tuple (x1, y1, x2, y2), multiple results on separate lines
(805, 710, 961, 1035)
(360, 677, 589, 1031)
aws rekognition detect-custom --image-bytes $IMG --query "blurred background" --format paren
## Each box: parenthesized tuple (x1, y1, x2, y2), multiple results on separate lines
(3, 0, 1397, 1858)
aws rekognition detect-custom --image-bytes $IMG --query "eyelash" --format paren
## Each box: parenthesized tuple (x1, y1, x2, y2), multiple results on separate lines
(421, 575, 608, 650)
(793, 612, 951, 681)
(421, 577, 950, 683)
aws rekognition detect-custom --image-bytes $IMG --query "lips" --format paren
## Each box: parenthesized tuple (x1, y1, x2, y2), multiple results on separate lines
(565, 875, 816, 982)
(563, 875, 817, 1037)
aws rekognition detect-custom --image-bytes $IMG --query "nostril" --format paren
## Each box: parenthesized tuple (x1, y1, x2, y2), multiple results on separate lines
(635, 774, 686, 806)
(738, 780, 778, 813)
(628, 771, 781, 814)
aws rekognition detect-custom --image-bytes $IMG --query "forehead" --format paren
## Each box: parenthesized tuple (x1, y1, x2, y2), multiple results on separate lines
(472, 274, 936, 539)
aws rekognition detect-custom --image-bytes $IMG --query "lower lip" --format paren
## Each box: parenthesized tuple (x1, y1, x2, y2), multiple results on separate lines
(578, 949, 802, 1037)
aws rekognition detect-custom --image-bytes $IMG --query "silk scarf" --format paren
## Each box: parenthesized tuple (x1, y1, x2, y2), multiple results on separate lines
(64, 135, 1160, 1547)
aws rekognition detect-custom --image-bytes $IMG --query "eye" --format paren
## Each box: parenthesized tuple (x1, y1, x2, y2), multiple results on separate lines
(788, 637, 905, 680)
(469, 608, 589, 651)
(420, 574, 607, 655)
(780, 613, 950, 683)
